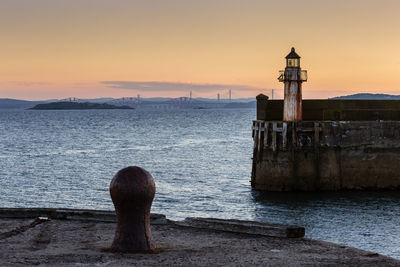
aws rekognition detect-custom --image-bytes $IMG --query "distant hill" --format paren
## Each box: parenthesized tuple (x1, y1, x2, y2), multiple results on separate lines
(0, 98, 45, 109)
(30, 102, 133, 110)
(331, 93, 400, 100)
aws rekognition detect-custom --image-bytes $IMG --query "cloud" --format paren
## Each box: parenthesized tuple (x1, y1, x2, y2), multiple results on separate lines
(100, 81, 263, 92)
(8, 81, 52, 86)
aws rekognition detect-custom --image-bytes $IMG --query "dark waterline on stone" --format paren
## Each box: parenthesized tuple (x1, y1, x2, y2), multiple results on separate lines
(0, 109, 399, 259)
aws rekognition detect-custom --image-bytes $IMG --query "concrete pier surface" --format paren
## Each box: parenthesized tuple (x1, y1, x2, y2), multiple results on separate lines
(0, 208, 398, 266)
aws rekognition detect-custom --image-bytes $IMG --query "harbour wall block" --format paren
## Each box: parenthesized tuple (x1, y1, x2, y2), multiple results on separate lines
(251, 120, 400, 191)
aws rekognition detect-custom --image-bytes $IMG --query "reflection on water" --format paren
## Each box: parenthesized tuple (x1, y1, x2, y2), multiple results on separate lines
(251, 190, 400, 259)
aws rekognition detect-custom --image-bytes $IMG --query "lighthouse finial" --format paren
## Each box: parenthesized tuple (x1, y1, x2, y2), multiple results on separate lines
(286, 48, 300, 59)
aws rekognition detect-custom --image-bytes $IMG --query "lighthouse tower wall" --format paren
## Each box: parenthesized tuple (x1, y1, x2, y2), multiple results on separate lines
(283, 68, 303, 121)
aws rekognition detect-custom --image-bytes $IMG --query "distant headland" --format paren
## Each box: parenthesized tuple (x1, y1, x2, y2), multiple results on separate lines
(30, 102, 133, 110)
(330, 93, 400, 100)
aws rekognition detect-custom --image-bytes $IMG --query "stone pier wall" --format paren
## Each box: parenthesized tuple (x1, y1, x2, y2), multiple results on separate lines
(251, 120, 400, 191)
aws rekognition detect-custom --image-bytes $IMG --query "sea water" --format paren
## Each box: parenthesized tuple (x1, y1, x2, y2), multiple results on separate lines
(1, 108, 400, 259)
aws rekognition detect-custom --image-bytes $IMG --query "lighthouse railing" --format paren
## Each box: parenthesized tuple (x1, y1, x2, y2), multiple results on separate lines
(300, 70, 308, 81)
(278, 70, 307, 82)
(278, 70, 285, 82)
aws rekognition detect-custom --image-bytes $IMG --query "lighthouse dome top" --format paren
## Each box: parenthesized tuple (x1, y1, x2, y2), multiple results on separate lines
(285, 47, 300, 59)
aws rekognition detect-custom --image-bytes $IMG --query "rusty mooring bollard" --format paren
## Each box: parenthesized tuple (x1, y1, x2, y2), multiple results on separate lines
(109, 166, 156, 252)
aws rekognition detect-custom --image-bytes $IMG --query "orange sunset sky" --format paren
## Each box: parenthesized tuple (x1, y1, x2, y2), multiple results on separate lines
(1, 0, 399, 100)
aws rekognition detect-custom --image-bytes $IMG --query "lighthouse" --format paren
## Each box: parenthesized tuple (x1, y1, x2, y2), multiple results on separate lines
(278, 47, 307, 121)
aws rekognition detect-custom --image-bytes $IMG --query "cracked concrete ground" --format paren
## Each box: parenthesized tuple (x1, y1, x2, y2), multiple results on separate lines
(0, 214, 398, 267)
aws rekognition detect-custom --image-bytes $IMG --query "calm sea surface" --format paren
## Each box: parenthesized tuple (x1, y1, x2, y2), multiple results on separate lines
(1, 109, 400, 259)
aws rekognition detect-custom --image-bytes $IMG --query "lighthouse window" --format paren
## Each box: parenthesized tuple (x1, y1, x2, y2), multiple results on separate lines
(287, 58, 299, 67)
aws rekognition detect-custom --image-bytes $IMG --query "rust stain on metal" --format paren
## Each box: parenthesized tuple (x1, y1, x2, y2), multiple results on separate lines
(296, 83, 302, 121)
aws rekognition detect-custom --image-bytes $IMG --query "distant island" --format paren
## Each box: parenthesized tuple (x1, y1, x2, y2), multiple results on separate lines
(30, 102, 133, 110)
